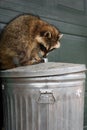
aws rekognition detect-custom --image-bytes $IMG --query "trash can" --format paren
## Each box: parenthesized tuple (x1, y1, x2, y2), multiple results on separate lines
(0, 62, 86, 130)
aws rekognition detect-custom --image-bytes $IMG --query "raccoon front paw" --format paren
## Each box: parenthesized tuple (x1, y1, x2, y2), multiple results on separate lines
(22, 58, 42, 66)
(32, 58, 44, 64)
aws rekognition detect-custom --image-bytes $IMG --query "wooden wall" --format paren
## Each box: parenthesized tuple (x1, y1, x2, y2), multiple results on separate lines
(0, 0, 87, 129)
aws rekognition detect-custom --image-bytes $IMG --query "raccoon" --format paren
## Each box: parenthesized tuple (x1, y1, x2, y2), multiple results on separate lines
(0, 14, 63, 70)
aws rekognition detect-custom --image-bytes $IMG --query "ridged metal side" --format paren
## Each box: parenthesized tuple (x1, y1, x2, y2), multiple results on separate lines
(3, 80, 85, 130)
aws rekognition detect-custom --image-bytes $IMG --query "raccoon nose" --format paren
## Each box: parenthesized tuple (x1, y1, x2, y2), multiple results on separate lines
(43, 55, 47, 58)
(43, 52, 49, 58)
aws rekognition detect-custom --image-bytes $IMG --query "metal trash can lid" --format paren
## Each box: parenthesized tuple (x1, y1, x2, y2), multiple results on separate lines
(0, 62, 86, 77)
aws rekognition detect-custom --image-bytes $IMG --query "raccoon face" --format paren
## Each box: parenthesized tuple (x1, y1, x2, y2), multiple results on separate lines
(35, 24, 63, 57)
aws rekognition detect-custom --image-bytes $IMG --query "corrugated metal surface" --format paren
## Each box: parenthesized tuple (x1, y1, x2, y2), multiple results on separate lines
(1, 62, 86, 130)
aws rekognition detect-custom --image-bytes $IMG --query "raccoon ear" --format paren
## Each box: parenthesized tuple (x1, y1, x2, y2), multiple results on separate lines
(59, 34, 63, 40)
(40, 31, 52, 38)
(44, 31, 52, 38)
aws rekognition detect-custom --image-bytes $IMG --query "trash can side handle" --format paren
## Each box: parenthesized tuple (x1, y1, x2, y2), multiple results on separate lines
(38, 89, 55, 104)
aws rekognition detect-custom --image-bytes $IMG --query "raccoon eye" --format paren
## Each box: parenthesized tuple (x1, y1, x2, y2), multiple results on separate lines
(56, 36, 59, 41)
(39, 43, 47, 52)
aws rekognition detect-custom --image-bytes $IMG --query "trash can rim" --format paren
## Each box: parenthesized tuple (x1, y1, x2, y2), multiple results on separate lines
(0, 62, 86, 78)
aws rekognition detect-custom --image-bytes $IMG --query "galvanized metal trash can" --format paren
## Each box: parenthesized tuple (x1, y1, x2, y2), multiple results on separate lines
(0, 62, 86, 130)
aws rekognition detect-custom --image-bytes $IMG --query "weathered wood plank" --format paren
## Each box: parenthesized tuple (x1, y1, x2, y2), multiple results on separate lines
(57, 0, 85, 11)
(86, 81, 87, 92)
(0, 0, 87, 27)
(0, 23, 5, 33)
(84, 94, 87, 127)
(84, 126, 87, 130)
(0, 8, 20, 23)
(85, 0, 87, 14)
(43, 18, 87, 37)
(48, 34, 87, 64)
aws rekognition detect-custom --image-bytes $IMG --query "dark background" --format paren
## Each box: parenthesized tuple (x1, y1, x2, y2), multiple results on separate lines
(0, 0, 87, 129)
(0, 78, 3, 129)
